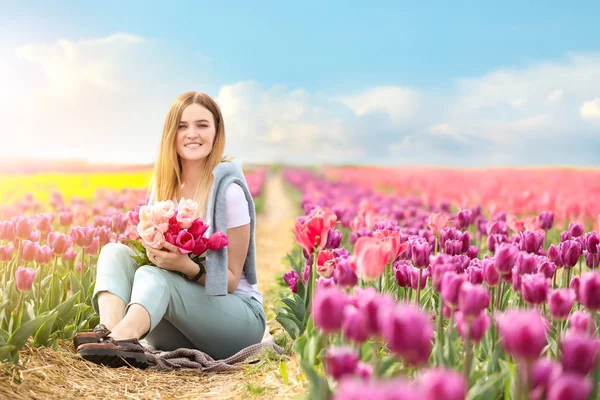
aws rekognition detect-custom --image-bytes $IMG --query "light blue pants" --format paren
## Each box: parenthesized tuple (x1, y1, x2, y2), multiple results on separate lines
(91, 242, 266, 360)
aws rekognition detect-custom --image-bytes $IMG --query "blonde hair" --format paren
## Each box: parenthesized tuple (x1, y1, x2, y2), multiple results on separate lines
(148, 91, 233, 217)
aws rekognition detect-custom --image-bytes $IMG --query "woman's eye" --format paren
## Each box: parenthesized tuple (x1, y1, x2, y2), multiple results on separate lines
(178, 125, 186, 129)
(198, 124, 209, 128)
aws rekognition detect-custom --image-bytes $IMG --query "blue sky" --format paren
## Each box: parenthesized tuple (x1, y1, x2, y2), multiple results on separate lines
(1, 1, 599, 167)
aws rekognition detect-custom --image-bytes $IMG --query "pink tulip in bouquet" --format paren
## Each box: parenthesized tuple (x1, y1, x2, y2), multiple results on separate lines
(122, 198, 228, 267)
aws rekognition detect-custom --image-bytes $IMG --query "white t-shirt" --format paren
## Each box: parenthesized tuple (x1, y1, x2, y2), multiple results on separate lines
(225, 183, 263, 304)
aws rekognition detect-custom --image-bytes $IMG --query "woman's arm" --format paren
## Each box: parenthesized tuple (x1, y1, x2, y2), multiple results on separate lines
(182, 223, 250, 292)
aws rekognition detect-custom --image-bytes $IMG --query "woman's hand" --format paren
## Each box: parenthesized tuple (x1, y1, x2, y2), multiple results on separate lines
(143, 241, 189, 273)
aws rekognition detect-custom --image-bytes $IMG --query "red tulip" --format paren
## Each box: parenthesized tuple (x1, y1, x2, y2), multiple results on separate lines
(294, 207, 337, 254)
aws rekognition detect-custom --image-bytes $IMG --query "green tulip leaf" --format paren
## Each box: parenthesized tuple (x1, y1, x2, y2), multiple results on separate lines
(7, 311, 56, 351)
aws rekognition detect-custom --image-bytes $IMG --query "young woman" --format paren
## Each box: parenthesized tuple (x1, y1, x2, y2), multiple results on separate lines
(74, 91, 265, 368)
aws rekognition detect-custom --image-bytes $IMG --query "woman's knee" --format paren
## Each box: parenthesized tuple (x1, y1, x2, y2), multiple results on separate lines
(133, 265, 172, 289)
(97, 242, 136, 274)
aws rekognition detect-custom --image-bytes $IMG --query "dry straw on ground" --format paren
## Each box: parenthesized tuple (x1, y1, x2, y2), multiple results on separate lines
(0, 173, 306, 399)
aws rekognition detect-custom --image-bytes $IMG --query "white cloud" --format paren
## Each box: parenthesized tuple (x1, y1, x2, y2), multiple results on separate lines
(2, 33, 599, 168)
(580, 98, 600, 120)
(338, 86, 419, 125)
(547, 89, 564, 103)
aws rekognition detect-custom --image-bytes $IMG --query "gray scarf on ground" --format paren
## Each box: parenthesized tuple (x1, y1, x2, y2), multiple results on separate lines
(203, 160, 258, 295)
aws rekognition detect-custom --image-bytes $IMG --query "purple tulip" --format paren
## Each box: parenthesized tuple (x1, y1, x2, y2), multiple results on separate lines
(579, 271, 600, 311)
(494, 243, 519, 275)
(560, 230, 571, 242)
(393, 260, 411, 287)
(482, 258, 500, 287)
(547, 373, 592, 400)
(456, 209, 473, 230)
(441, 272, 467, 309)
(466, 245, 479, 259)
(430, 262, 455, 292)
(486, 219, 507, 236)
(410, 265, 430, 290)
(458, 282, 490, 319)
(537, 259, 557, 280)
(283, 270, 300, 293)
(444, 239, 463, 256)
(531, 358, 562, 397)
(302, 262, 310, 282)
(312, 286, 348, 333)
(516, 251, 538, 276)
(520, 230, 545, 254)
(561, 331, 599, 376)
(324, 228, 343, 249)
(570, 277, 580, 301)
(355, 362, 372, 381)
(568, 311, 596, 335)
(454, 254, 471, 274)
(459, 231, 471, 253)
(333, 259, 358, 288)
(316, 276, 335, 291)
(411, 241, 431, 268)
(380, 303, 434, 366)
(419, 367, 467, 400)
(538, 211, 554, 230)
(568, 222, 584, 238)
(521, 273, 550, 305)
(466, 265, 483, 285)
(584, 251, 599, 269)
(512, 267, 522, 292)
(334, 377, 420, 400)
(325, 346, 359, 381)
(586, 232, 600, 254)
(356, 287, 395, 337)
(342, 305, 369, 344)
(560, 240, 582, 269)
(496, 309, 548, 360)
(548, 244, 563, 267)
(455, 310, 490, 343)
(548, 289, 576, 320)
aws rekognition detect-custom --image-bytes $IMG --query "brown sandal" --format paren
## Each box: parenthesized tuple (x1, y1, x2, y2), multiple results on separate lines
(73, 324, 111, 351)
(77, 336, 148, 369)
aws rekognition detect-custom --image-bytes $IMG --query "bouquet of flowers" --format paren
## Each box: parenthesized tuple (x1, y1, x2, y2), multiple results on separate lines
(122, 198, 228, 268)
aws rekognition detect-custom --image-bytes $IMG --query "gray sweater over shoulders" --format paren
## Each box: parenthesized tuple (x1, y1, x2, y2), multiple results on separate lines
(204, 160, 257, 296)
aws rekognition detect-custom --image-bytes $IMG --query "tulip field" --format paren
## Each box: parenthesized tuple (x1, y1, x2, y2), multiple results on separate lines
(2, 161, 600, 400)
(0, 165, 267, 367)
(277, 166, 600, 400)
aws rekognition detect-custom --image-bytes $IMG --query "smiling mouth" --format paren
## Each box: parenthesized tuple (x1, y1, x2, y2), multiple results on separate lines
(185, 144, 202, 148)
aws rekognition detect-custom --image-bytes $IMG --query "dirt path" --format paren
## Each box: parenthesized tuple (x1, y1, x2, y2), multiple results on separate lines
(0, 172, 305, 400)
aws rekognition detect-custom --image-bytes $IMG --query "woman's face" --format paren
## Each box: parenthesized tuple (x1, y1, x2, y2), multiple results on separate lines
(176, 103, 216, 164)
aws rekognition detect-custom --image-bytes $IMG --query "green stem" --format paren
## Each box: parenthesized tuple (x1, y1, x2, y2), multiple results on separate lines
(436, 296, 445, 366)
(49, 256, 58, 309)
(14, 239, 22, 280)
(10, 291, 24, 333)
(372, 339, 380, 377)
(464, 326, 473, 384)
(496, 280, 504, 311)
(555, 318, 563, 358)
(416, 268, 423, 306)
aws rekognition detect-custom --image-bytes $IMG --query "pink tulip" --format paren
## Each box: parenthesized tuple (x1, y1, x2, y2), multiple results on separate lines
(316, 250, 336, 278)
(62, 247, 78, 261)
(312, 286, 348, 333)
(455, 310, 490, 343)
(568, 311, 596, 335)
(325, 346, 358, 381)
(380, 302, 434, 366)
(547, 373, 592, 400)
(47, 232, 73, 255)
(348, 236, 391, 282)
(561, 331, 599, 376)
(428, 213, 449, 236)
(496, 309, 548, 361)
(548, 289, 576, 320)
(207, 231, 228, 251)
(35, 213, 53, 234)
(15, 217, 34, 241)
(579, 271, 600, 311)
(59, 211, 73, 226)
(374, 229, 409, 262)
(521, 273, 550, 305)
(187, 219, 209, 239)
(86, 236, 100, 255)
(34, 245, 53, 265)
(15, 266, 36, 291)
(19, 240, 38, 263)
(341, 305, 369, 344)
(419, 367, 467, 400)
(441, 272, 467, 309)
(494, 243, 518, 275)
(0, 245, 14, 261)
(458, 282, 490, 319)
(531, 358, 562, 398)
